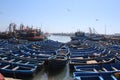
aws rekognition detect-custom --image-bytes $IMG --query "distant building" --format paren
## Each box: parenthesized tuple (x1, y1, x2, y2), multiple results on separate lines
(114, 33, 120, 36)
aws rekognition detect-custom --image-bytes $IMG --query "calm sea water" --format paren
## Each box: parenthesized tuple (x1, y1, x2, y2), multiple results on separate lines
(48, 35, 71, 43)
(31, 35, 73, 80)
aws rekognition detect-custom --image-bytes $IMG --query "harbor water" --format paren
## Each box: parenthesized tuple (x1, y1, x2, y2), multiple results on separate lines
(31, 35, 73, 80)
(48, 35, 71, 43)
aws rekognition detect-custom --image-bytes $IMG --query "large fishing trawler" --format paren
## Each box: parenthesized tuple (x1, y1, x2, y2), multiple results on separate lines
(0, 23, 47, 41)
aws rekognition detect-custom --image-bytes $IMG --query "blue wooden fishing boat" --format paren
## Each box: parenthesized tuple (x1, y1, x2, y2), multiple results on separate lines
(73, 72, 118, 80)
(0, 61, 37, 78)
(69, 58, 115, 69)
(48, 55, 68, 69)
(69, 53, 114, 61)
(23, 40, 62, 51)
(56, 46, 70, 57)
(0, 56, 44, 69)
(11, 50, 51, 62)
(71, 31, 88, 41)
(74, 62, 120, 73)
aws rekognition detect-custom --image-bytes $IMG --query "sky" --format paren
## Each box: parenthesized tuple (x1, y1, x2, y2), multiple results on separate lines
(0, 0, 120, 34)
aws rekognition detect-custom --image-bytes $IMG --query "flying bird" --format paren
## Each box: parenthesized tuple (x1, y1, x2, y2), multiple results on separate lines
(96, 19, 99, 21)
(67, 8, 71, 12)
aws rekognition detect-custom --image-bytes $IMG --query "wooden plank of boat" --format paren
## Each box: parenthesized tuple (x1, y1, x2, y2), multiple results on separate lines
(87, 60, 97, 64)
(71, 57, 83, 59)
(99, 76, 104, 80)
(102, 68, 108, 72)
(102, 60, 106, 62)
(111, 75, 118, 80)
(2, 65, 10, 69)
(77, 48, 83, 50)
(25, 62, 30, 64)
(20, 55, 24, 57)
(93, 68, 98, 72)
(27, 56, 31, 58)
(112, 66, 118, 71)
(16, 60, 22, 63)
(2, 57, 7, 60)
(14, 54, 19, 56)
(12, 66, 19, 71)
(9, 59, 15, 62)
